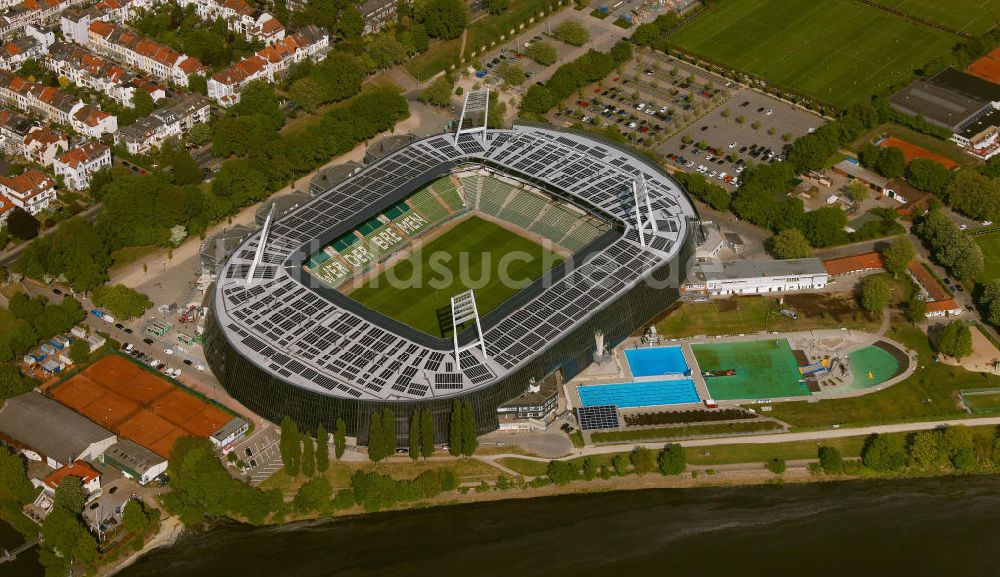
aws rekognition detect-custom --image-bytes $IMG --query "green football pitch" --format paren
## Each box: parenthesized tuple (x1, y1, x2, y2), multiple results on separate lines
(878, 0, 1000, 35)
(973, 230, 1000, 282)
(669, 0, 959, 109)
(692, 339, 811, 400)
(349, 216, 562, 337)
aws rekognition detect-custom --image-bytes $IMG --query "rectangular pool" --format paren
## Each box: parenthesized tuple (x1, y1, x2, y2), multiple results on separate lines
(624, 346, 690, 378)
(578, 379, 700, 408)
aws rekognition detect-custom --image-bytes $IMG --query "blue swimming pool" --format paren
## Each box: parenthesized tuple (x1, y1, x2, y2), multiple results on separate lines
(624, 346, 690, 377)
(578, 379, 700, 408)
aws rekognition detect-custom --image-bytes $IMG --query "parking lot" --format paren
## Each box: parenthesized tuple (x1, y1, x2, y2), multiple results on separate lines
(227, 421, 284, 485)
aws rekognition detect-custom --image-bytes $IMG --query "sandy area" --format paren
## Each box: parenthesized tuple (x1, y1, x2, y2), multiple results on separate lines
(940, 325, 1000, 374)
(100, 514, 184, 577)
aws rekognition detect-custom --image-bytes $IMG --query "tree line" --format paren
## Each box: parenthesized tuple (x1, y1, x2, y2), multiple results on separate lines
(280, 416, 345, 477)
(521, 41, 633, 116)
(860, 425, 1000, 474)
(546, 444, 686, 485)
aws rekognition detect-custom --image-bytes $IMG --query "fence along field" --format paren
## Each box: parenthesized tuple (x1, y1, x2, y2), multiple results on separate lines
(668, 0, 959, 109)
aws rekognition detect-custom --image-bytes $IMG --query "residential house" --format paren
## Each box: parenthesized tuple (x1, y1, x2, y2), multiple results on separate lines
(0, 69, 117, 136)
(359, 0, 397, 36)
(33, 460, 102, 497)
(0, 192, 12, 227)
(208, 24, 327, 105)
(23, 124, 67, 165)
(0, 168, 55, 214)
(0, 24, 53, 70)
(116, 92, 210, 154)
(87, 20, 206, 87)
(54, 140, 110, 189)
(0, 106, 34, 155)
(0, 0, 88, 42)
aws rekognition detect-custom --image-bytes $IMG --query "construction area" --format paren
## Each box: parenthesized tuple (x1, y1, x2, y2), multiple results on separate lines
(46, 354, 232, 457)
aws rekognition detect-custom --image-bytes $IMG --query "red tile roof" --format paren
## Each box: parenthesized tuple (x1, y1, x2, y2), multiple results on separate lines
(822, 252, 885, 276)
(58, 141, 109, 168)
(908, 260, 950, 301)
(925, 299, 962, 314)
(1, 169, 54, 198)
(43, 461, 99, 490)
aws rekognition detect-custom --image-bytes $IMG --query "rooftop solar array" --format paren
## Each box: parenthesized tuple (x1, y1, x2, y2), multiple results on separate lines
(576, 405, 621, 431)
(213, 125, 697, 401)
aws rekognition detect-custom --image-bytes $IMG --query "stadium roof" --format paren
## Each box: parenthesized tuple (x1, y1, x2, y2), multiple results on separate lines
(0, 392, 115, 460)
(212, 125, 697, 401)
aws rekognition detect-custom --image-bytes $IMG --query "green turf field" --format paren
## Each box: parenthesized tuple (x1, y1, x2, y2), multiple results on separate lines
(974, 230, 1000, 282)
(669, 0, 959, 109)
(877, 0, 1000, 35)
(691, 339, 810, 400)
(349, 216, 561, 337)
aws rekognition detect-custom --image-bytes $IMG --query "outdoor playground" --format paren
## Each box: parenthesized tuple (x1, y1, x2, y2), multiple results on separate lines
(47, 354, 233, 457)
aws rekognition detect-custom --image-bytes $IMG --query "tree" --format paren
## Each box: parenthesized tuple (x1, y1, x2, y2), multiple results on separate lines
(486, 0, 508, 14)
(187, 73, 208, 95)
(461, 401, 477, 456)
(525, 42, 557, 66)
(657, 444, 686, 475)
(0, 446, 35, 502)
(53, 475, 86, 514)
(67, 337, 90, 365)
(7, 207, 39, 240)
(769, 228, 811, 259)
(942, 425, 976, 470)
(907, 158, 952, 194)
(765, 458, 786, 474)
(906, 430, 943, 469)
(546, 460, 577, 485)
(818, 446, 844, 474)
(280, 416, 301, 476)
(861, 433, 905, 472)
(859, 275, 891, 315)
(420, 408, 434, 459)
(121, 499, 150, 534)
(554, 20, 590, 46)
(293, 477, 332, 514)
(630, 446, 657, 474)
(875, 147, 906, 179)
(582, 457, 598, 480)
(334, 418, 346, 460)
(315, 423, 329, 473)
(301, 435, 315, 477)
(448, 399, 462, 456)
(881, 237, 915, 278)
(497, 62, 526, 86)
(906, 296, 927, 324)
(40, 507, 99, 575)
(187, 122, 211, 146)
(408, 411, 421, 461)
(289, 77, 325, 112)
(938, 320, 973, 360)
(612, 454, 629, 475)
(420, 75, 453, 107)
(846, 181, 869, 203)
(420, 0, 467, 39)
(382, 409, 396, 459)
(91, 284, 153, 320)
(169, 149, 203, 186)
(368, 412, 384, 462)
(132, 88, 156, 117)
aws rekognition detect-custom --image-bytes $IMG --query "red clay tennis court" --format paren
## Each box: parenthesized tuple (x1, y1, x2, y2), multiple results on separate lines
(879, 137, 956, 170)
(967, 48, 1000, 86)
(49, 354, 235, 457)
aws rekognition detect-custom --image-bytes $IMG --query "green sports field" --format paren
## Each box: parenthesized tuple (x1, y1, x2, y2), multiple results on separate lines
(878, 0, 1000, 35)
(973, 230, 1000, 282)
(349, 216, 562, 337)
(670, 0, 959, 109)
(691, 339, 810, 400)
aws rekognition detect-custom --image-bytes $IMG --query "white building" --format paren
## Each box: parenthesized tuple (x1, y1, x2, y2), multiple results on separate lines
(0, 69, 117, 137)
(23, 124, 67, 165)
(100, 439, 168, 485)
(0, 0, 88, 42)
(0, 168, 55, 214)
(210, 417, 249, 448)
(54, 140, 110, 190)
(46, 41, 164, 107)
(684, 258, 829, 297)
(116, 93, 210, 154)
(0, 24, 54, 70)
(0, 192, 12, 227)
(359, 0, 397, 36)
(177, 0, 284, 44)
(0, 392, 117, 470)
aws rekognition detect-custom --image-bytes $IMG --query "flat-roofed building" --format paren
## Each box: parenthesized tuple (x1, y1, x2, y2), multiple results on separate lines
(684, 258, 829, 297)
(889, 68, 1000, 134)
(0, 392, 117, 469)
(209, 417, 248, 448)
(100, 439, 167, 485)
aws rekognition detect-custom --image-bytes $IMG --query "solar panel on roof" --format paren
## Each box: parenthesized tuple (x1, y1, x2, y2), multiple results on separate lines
(577, 405, 620, 431)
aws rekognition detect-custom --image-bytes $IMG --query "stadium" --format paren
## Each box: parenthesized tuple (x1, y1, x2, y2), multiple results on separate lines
(204, 96, 698, 445)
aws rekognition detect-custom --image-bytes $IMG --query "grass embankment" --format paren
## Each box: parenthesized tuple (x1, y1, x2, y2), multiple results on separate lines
(973, 230, 1000, 283)
(281, 75, 404, 138)
(405, 38, 463, 81)
(669, 0, 958, 109)
(260, 457, 499, 494)
(590, 420, 784, 443)
(769, 324, 1000, 428)
(349, 216, 561, 336)
(655, 294, 881, 338)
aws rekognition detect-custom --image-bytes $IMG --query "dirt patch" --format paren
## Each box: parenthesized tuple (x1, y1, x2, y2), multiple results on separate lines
(940, 325, 1000, 374)
(784, 292, 864, 322)
(83, 354, 141, 389)
(715, 299, 739, 312)
(81, 392, 139, 429)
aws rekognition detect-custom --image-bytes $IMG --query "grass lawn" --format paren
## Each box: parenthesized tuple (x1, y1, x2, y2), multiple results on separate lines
(669, 0, 959, 109)
(109, 245, 159, 275)
(973, 230, 1000, 282)
(349, 216, 561, 337)
(589, 420, 784, 443)
(964, 391, 1000, 413)
(467, 0, 557, 50)
(404, 38, 463, 82)
(769, 324, 1000, 428)
(876, 0, 1000, 34)
(655, 294, 881, 338)
(281, 76, 404, 138)
(692, 339, 810, 400)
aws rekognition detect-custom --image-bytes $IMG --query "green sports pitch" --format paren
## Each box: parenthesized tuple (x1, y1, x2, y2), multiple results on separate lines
(669, 0, 959, 109)
(877, 0, 1000, 35)
(349, 216, 562, 337)
(973, 229, 1000, 282)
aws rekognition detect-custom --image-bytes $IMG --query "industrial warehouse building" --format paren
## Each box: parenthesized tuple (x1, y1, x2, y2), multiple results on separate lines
(0, 392, 117, 469)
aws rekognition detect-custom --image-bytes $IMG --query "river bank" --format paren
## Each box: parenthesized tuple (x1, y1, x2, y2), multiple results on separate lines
(116, 474, 1000, 577)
